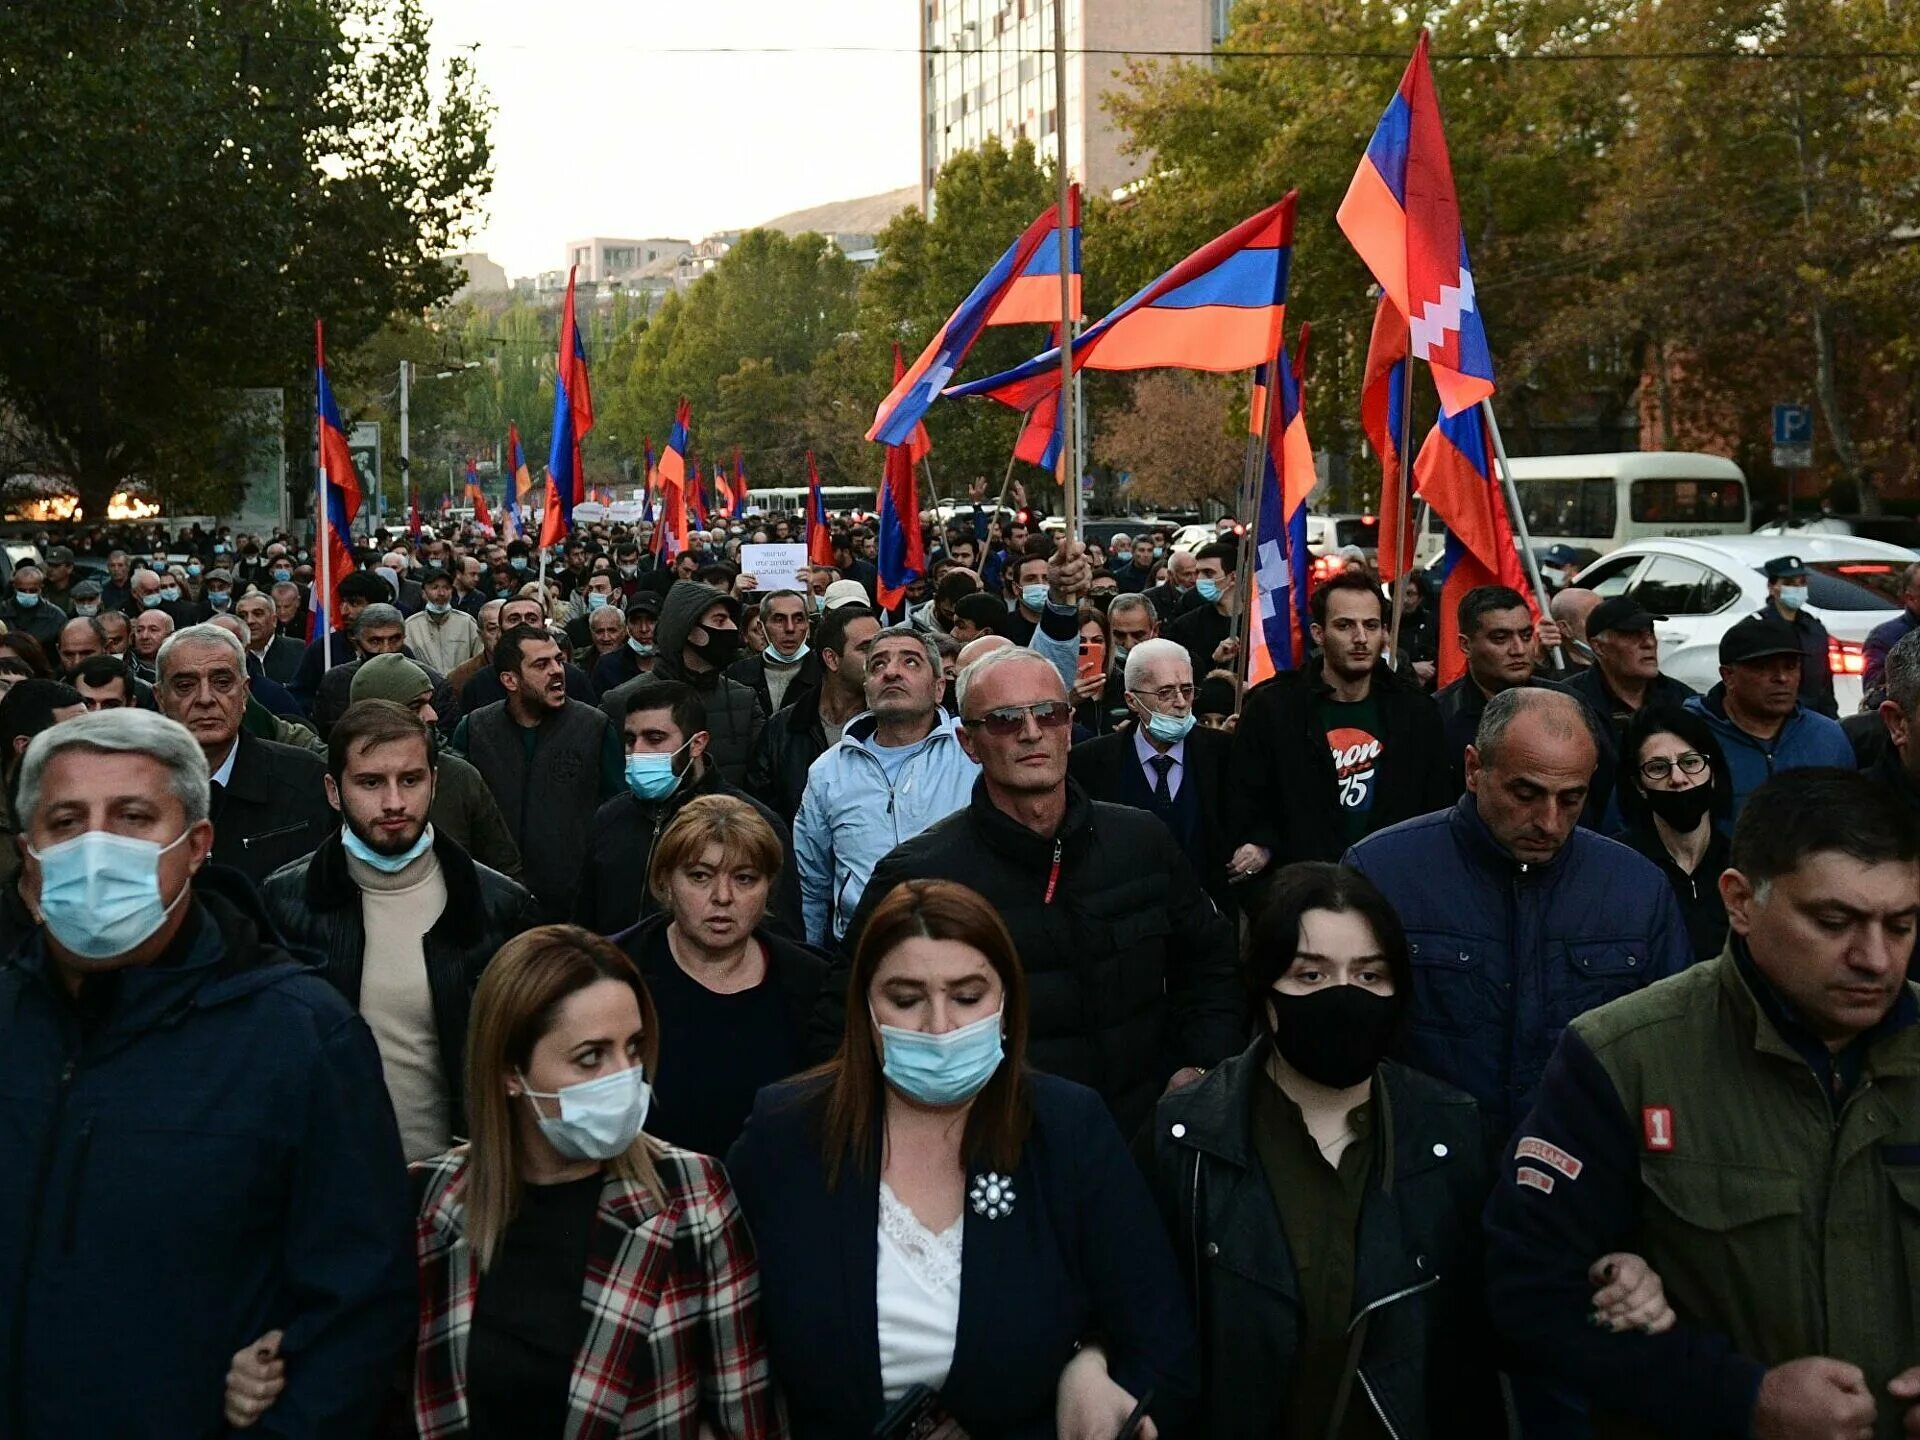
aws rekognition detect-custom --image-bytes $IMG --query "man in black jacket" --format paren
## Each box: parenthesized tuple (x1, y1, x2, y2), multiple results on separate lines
(155, 623, 332, 884)
(262, 700, 539, 1160)
(591, 593, 660, 695)
(1068, 637, 1242, 913)
(575, 680, 801, 937)
(743, 602, 878, 821)
(1235, 570, 1454, 875)
(1563, 596, 1698, 753)
(839, 645, 1241, 1137)
(728, 588, 822, 718)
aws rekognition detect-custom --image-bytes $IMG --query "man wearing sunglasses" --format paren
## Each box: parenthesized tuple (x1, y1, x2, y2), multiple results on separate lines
(834, 644, 1241, 1138)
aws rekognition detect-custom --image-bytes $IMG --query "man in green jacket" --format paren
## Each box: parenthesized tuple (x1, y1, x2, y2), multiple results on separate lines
(1486, 767, 1920, 1438)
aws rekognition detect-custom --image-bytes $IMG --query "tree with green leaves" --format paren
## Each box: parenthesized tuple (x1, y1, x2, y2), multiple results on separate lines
(0, 0, 492, 518)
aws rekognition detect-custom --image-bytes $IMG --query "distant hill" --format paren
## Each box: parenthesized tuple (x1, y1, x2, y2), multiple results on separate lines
(755, 185, 921, 239)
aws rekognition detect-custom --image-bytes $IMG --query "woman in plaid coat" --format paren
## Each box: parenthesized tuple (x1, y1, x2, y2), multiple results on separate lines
(226, 924, 787, 1439)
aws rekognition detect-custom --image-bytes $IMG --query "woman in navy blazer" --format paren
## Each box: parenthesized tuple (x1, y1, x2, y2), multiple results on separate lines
(726, 878, 1198, 1439)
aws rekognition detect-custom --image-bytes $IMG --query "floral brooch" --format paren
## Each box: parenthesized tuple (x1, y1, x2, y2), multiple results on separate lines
(969, 1172, 1015, 1220)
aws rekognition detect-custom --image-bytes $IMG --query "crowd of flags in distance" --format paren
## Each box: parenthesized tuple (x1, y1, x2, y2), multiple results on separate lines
(318, 31, 1521, 678)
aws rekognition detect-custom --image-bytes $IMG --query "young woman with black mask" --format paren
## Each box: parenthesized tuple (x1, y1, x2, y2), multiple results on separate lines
(1149, 863, 1674, 1439)
(1611, 705, 1734, 963)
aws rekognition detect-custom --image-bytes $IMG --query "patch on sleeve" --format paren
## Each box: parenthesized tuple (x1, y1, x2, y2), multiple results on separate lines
(1515, 1136, 1584, 1181)
(1516, 1165, 1556, 1195)
(1642, 1106, 1675, 1153)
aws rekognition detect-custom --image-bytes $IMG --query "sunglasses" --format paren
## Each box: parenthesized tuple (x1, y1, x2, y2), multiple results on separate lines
(963, 700, 1075, 736)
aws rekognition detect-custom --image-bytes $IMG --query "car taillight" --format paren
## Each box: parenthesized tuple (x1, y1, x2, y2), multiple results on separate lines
(1829, 639, 1865, 676)
(1311, 554, 1345, 583)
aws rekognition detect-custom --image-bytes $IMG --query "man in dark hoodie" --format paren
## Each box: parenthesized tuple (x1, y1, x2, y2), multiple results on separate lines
(599, 580, 765, 785)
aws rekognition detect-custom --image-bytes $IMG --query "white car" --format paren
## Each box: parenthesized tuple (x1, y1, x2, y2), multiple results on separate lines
(1569, 534, 1912, 713)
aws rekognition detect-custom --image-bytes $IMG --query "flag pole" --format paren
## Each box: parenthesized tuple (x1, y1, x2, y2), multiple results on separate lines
(1229, 374, 1265, 698)
(1479, 397, 1564, 670)
(1386, 344, 1416, 665)
(1051, 0, 1077, 546)
(1234, 330, 1289, 709)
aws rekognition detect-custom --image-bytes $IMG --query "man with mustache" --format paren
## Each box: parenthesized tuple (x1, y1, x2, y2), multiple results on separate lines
(1345, 686, 1693, 1141)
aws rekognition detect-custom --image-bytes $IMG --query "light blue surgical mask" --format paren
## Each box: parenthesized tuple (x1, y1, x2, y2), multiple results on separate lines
(517, 1065, 651, 1161)
(341, 821, 433, 874)
(1020, 583, 1050, 612)
(159, 585, 181, 603)
(1144, 708, 1197, 745)
(271, 568, 293, 584)
(13, 591, 37, 609)
(510, 556, 529, 572)
(624, 741, 687, 801)
(30, 828, 194, 961)
(628, 638, 655, 657)
(208, 591, 231, 610)
(425, 600, 451, 617)
(186, 564, 202, 578)
(1779, 584, 1808, 612)
(140, 591, 165, 609)
(1154, 545, 1166, 559)
(586, 591, 610, 611)
(1196, 577, 1222, 604)
(767, 641, 809, 665)
(74, 603, 99, 618)
(875, 1006, 1005, 1107)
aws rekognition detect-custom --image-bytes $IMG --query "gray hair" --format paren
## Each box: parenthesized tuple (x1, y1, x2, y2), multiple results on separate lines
(758, 588, 807, 623)
(869, 622, 941, 673)
(156, 622, 247, 678)
(1107, 593, 1157, 628)
(270, 581, 301, 601)
(1123, 636, 1193, 690)
(1885, 628, 1920, 717)
(1474, 686, 1601, 769)
(954, 643, 1066, 717)
(354, 603, 405, 635)
(17, 708, 211, 830)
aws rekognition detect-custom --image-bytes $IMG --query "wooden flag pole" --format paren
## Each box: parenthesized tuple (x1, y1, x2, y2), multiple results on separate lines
(1386, 344, 1417, 666)
(1051, 0, 1077, 545)
(1480, 396, 1564, 670)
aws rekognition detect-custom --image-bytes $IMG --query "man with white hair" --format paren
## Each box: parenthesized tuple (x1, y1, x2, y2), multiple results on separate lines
(0, 708, 413, 1435)
(1067, 636, 1242, 912)
(837, 644, 1241, 1136)
(154, 623, 331, 884)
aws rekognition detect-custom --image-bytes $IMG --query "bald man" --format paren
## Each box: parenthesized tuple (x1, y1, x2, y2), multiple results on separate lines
(1549, 588, 1602, 670)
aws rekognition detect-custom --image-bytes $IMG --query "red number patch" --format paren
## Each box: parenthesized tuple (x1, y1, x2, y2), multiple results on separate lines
(1642, 1106, 1674, 1152)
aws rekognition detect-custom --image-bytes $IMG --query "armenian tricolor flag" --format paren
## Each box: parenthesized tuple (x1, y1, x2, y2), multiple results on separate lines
(653, 400, 691, 560)
(539, 267, 594, 546)
(1416, 406, 1531, 686)
(805, 450, 834, 567)
(312, 320, 361, 646)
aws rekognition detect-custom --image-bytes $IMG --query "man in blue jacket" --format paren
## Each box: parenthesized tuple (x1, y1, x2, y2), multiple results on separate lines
(1345, 687, 1692, 1140)
(0, 708, 414, 1438)
(1686, 613, 1854, 820)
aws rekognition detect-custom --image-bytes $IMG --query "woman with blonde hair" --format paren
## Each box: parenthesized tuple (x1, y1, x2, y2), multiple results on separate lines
(225, 924, 786, 1438)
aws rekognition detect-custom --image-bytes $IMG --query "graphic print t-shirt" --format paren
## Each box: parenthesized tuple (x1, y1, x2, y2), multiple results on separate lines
(1319, 693, 1384, 845)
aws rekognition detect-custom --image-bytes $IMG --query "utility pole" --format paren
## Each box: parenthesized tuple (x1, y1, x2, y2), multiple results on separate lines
(398, 360, 411, 538)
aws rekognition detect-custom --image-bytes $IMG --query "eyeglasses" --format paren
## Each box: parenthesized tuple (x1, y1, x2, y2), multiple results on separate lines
(1638, 751, 1710, 783)
(963, 700, 1075, 736)
(1130, 683, 1196, 707)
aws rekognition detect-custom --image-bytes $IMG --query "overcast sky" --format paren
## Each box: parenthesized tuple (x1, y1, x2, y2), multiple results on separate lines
(420, 0, 922, 278)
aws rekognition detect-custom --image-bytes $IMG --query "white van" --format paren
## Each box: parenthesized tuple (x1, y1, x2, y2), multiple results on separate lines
(1506, 451, 1749, 554)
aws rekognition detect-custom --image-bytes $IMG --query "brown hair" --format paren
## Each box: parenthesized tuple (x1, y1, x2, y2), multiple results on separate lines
(463, 925, 664, 1269)
(327, 698, 435, 782)
(646, 794, 784, 910)
(817, 880, 1031, 1186)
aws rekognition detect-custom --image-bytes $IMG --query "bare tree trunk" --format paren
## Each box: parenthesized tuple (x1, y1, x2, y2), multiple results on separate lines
(1653, 333, 1676, 450)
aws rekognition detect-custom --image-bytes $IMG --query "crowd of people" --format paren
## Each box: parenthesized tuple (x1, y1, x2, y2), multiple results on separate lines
(3, 496, 1920, 1439)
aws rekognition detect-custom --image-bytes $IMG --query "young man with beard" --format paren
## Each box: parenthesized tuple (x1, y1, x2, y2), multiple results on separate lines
(1234, 570, 1454, 873)
(451, 626, 621, 920)
(260, 700, 540, 1162)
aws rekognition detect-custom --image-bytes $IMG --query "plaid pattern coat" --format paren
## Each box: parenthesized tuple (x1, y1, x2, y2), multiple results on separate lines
(411, 1146, 788, 1438)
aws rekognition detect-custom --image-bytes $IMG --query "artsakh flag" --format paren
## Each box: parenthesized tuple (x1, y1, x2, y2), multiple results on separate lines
(1362, 296, 1415, 579)
(653, 400, 691, 560)
(540, 266, 594, 546)
(1247, 337, 1317, 685)
(1337, 31, 1496, 418)
(805, 450, 834, 566)
(868, 185, 1081, 446)
(1416, 405, 1532, 686)
(877, 346, 926, 611)
(312, 319, 360, 643)
(949, 193, 1297, 411)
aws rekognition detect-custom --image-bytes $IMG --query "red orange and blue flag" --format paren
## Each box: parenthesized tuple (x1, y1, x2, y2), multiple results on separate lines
(1361, 296, 1415, 579)
(312, 320, 361, 646)
(1337, 32, 1495, 419)
(653, 400, 692, 560)
(1013, 327, 1065, 471)
(877, 347, 927, 612)
(805, 451, 834, 567)
(1247, 339, 1316, 685)
(503, 423, 532, 540)
(1415, 405, 1531, 686)
(464, 460, 493, 532)
(540, 267, 594, 547)
(641, 436, 656, 525)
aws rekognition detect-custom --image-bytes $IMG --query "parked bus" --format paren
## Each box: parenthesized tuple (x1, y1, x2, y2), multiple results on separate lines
(1506, 452, 1749, 554)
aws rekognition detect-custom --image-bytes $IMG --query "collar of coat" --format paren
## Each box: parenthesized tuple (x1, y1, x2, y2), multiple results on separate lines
(964, 773, 1095, 861)
(299, 826, 489, 948)
(416, 1149, 663, 1256)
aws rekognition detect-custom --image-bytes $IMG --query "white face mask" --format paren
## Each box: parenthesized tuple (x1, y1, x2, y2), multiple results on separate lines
(30, 828, 193, 961)
(515, 1066, 651, 1161)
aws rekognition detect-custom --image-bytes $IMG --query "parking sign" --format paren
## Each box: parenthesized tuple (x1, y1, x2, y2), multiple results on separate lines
(1771, 404, 1812, 469)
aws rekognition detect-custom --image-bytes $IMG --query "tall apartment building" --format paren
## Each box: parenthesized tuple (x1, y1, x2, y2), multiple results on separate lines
(919, 0, 1227, 212)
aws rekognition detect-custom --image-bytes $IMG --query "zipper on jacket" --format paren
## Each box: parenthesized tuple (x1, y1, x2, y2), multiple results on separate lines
(1044, 838, 1062, 904)
(1358, 1369, 1403, 1440)
(61, 1119, 95, 1255)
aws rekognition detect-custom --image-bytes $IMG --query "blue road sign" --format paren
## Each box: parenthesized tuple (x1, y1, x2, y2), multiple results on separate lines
(1773, 404, 1813, 445)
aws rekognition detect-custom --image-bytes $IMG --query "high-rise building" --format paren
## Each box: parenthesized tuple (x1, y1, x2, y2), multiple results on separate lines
(919, 0, 1226, 213)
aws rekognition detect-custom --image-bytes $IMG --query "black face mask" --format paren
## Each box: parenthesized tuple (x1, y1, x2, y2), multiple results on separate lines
(1643, 782, 1714, 833)
(1266, 984, 1401, 1089)
(689, 625, 744, 669)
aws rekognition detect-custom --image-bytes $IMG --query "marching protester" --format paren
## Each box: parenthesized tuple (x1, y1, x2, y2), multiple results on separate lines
(1611, 705, 1735, 962)
(235, 590, 307, 685)
(1863, 560, 1920, 700)
(0, 560, 68, 646)
(1433, 584, 1568, 790)
(1563, 596, 1699, 753)
(1486, 769, 1920, 1437)
(745, 603, 880, 822)
(730, 588, 820, 716)
(1547, 586, 1600, 669)
(995, 544, 1054, 644)
(1346, 687, 1693, 1138)
(842, 645, 1241, 1137)
(458, 594, 598, 715)
(261, 700, 540, 1162)
(403, 564, 484, 673)
(591, 592, 661, 694)
(794, 624, 977, 945)
(128, 605, 172, 685)
(0, 709, 413, 1436)
(227, 925, 787, 1437)
(727, 879, 1198, 1439)
(67, 652, 139, 712)
(447, 597, 505, 699)
(600, 580, 765, 785)
(1233, 570, 1453, 876)
(1756, 554, 1839, 719)
(1685, 614, 1853, 819)
(1872, 629, 1920, 816)
(1163, 542, 1240, 678)
(575, 680, 801, 937)
(615, 795, 831, 1158)
(288, 568, 390, 708)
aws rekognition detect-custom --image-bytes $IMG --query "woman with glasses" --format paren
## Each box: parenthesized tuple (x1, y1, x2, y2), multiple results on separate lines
(1612, 705, 1734, 961)
(727, 879, 1199, 1439)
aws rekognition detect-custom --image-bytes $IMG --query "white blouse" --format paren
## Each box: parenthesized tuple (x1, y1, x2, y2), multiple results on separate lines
(875, 1180, 964, 1402)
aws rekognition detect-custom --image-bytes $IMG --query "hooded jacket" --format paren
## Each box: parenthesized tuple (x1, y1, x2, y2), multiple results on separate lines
(792, 709, 979, 944)
(1685, 685, 1854, 819)
(598, 581, 765, 785)
(0, 866, 414, 1438)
